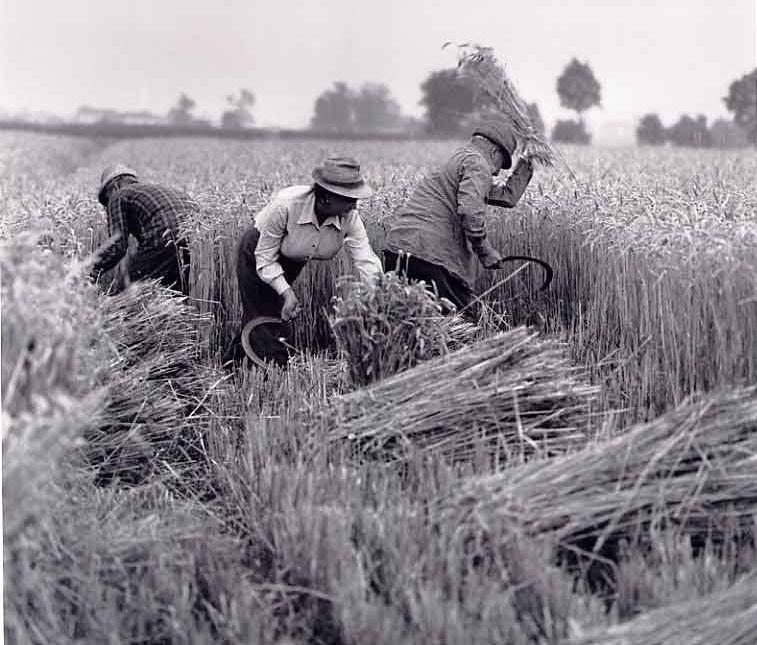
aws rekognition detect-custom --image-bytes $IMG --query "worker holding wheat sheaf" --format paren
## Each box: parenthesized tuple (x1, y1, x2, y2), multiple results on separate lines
(384, 44, 559, 319)
(383, 114, 535, 317)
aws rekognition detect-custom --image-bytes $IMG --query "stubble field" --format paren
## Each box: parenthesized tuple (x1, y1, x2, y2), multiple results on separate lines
(3, 131, 757, 644)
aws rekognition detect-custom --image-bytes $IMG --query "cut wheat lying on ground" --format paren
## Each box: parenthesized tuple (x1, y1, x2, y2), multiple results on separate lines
(3, 131, 757, 644)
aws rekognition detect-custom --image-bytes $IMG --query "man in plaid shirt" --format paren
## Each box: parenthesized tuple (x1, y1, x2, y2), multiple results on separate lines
(91, 164, 196, 294)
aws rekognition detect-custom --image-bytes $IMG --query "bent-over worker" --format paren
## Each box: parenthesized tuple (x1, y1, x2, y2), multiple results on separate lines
(91, 164, 194, 295)
(228, 155, 382, 367)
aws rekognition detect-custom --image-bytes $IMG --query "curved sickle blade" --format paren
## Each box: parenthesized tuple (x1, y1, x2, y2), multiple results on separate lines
(241, 316, 285, 369)
(497, 255, 554, 291)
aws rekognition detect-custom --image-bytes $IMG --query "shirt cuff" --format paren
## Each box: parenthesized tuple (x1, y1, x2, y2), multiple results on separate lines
(270, 274, 291, 296)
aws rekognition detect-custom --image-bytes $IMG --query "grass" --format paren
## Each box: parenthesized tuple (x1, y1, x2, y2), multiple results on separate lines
(3, 131, 757, 644)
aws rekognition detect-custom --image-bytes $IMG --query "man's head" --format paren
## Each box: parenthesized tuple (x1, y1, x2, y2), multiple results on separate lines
(471, 116, 517, 172)
(312, 155, 372, 218)
(97, 163, 138, 205)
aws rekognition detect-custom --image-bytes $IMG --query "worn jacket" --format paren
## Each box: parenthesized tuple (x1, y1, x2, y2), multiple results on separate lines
(384, 143, 533, 287)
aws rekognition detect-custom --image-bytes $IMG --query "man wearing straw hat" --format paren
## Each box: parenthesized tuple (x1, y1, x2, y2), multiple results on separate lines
(227, 155, 382, 367)
(383, 114, 534, 317)
(91, 164, 195, 295)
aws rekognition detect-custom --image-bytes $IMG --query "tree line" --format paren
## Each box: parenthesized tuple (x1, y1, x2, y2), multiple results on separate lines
(158, 61, 757, 147)
(16, 61, 755, 147)
(636, 70, 756, 147)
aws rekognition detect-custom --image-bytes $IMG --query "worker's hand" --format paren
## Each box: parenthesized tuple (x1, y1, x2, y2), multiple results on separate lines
(475, 242, 502, 270)
(280, 287, 301, 321)
(519, 139, 537, 164)
(481, 251, 503, 269)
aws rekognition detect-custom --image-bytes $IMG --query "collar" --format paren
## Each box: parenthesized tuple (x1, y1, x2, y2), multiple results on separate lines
(295, 190, 343, 230)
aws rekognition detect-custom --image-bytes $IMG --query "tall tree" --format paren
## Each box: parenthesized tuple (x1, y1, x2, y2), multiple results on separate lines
(636, 113, 666, 145)
(167, 93, 197, 124)
(668, 114, 711, 148)
(723, 69, 757, 144)
(310, 82, 356, 132)
(418, 69, 477, 135)
(556, 58, 601, 121)
(221, 88, 255, 129)
(551, 119, 591, 144)
(353, 83, 402, 132)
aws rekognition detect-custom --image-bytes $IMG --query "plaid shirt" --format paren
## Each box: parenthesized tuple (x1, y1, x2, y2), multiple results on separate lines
(93, 182, 199, 274)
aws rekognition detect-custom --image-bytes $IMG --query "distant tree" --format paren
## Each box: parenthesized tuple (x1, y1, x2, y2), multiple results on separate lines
(668, 114, 711, 148)
(310, 82, 356, 132)
(167, 93, 197, 124)
(353, 83, 403, 132)
(221, 88, 255, 129)
(636, 113, 667, 145)
(709, 118, 749, 148)
(556, 58, 601, 130)
(525, 102, 545, 135)
(551, 119, 591, 144)
(723, 69, 757, 144)
(418, 68, 479, 135)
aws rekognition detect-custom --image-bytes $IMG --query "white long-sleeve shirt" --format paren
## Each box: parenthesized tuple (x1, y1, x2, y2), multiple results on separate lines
(254, 185, 382, 295)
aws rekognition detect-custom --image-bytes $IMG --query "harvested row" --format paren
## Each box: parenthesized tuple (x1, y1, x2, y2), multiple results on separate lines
(320, 326, 601, 463)
(568, 571, 757, 645)
(435, 386, 757, 551)
(84, 280, 237, 486)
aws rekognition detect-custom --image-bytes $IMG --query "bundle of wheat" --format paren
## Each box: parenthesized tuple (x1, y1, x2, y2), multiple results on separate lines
(569, 572, 757, 645)
(83, 281, 234, 485)
(319, 327, 599, 462)
(449, 42, 560, 169)
(2, 233, 106, 540)
(329, 273, 479, 387)
(436, 387, 757, 550)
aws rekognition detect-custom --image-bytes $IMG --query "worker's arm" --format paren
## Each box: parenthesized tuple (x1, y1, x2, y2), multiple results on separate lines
(486, 158, 534, 207)
(253, 201, 291, 295)
(457, 155, 502, 269)
(91, 195, 129, 277)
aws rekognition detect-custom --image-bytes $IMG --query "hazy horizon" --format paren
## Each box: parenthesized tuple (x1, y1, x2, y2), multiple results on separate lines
(1, 0, 755, 144)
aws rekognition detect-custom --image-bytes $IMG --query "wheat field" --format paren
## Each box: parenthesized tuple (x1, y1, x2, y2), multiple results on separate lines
(3, 130, 756, 644)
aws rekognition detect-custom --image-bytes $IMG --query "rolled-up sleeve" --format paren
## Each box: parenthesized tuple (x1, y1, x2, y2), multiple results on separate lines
(486, 158, 534, 207)
(457, 156, 494, 249)
(92, 195, 129, 275)
(254, 202, 291, 295)
(343, 212, 382, 284)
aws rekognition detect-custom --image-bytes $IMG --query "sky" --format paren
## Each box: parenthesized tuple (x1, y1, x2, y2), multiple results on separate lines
(1, 0, 755, 144)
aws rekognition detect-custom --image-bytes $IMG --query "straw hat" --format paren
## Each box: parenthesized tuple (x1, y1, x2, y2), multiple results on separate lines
(312, 156, 373, 199)
(472, 116, 517, 169)
(97, 163, 137, 203)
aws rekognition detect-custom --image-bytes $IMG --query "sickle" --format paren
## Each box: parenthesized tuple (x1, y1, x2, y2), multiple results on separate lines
(241, 316, 286, 368)
(496, 255, 554, 291)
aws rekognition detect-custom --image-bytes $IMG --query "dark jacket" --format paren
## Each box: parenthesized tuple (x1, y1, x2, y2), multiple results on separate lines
(384, 143, 533, 286)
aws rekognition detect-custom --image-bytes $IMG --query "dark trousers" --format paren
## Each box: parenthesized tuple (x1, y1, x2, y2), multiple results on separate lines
(129, 241, 191, 296)
(383, 250, 477, 319)
(226, 226, 305, 366)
